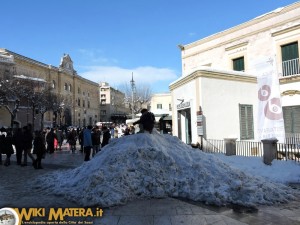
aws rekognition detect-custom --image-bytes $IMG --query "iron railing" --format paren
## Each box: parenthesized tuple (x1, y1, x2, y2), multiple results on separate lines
(282, 58, 300, 77)
(201, 135, 300, 162)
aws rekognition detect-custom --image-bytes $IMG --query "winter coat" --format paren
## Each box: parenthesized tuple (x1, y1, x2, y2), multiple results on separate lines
(2, 134, 14, 155)
(67, 131, 77, 146)
(33, 135, 46, 155)
(13, 128, 24, 149)
(83, 128, 93, 147)
(140, 112, 155, 132)
(92, 130, 101, 145)
(101, 130, 111, 148)
(22, 129, 33, 150)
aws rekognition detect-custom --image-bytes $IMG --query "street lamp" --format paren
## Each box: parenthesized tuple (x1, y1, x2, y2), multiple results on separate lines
(130, 73, 136, 119)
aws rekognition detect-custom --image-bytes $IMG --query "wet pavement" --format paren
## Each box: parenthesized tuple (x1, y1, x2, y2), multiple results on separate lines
(1, 143, 300, 225)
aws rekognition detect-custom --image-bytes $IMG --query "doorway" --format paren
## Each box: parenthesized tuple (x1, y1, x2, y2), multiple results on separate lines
(177, 108, 192, 144)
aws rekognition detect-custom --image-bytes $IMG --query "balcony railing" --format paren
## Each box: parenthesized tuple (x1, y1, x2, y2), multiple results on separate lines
(282, 58, 300, 77)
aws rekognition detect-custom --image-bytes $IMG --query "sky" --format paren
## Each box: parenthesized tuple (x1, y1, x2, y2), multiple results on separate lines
(34, 131, 300, 207)
(1, 0, 299, 93)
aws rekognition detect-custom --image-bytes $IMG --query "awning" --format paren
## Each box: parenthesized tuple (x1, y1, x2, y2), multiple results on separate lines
(155, 116, 162, 122)
(163, 116, 172, 121)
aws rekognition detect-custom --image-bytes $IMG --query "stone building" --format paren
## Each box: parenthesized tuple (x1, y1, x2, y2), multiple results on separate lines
(0, 49, 100, 129)
(99, 82, 130, 123)
(170, 2, 300, 144)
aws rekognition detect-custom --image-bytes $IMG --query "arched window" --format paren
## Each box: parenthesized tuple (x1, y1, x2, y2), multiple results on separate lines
(52, 80, 56, 89)
(68, 84, 72, 92)
(64, 83, 68, 91)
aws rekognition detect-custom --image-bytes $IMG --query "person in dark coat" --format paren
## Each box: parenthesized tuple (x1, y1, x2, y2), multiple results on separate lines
(101, 126, 111, 148)
(56, 129, 64, 150)
(33, 130, 46, 169)
(22, 125, 35, 166)
(2, 130, 14, 166)
(133, 108, 156, 133)
(46, 128, 57, 154)
(91, 126, 101, 156)
(67, 128, 77, 153)
(13, 128, 24, 165)
(0, 127, 4, 165)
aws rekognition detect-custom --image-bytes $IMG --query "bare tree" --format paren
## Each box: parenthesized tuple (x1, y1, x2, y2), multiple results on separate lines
(118, 82, 152, 115)
(0, 78, 23, 128)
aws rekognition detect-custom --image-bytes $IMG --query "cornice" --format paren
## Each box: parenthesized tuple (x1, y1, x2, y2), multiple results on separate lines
(183, 2, 300, 51)
(225, 42, 249, 51)
(169, 70, 257, 91)
(271, 23, 300, 36)
(181, 4, 300, 59)
(279, 75, 300, 84)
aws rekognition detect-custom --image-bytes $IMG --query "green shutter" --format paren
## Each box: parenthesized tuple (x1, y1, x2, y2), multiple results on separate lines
(281, 42, 299, 61)
(281, 42, 299, 76)
(233, 57, 245, 71)
(239, 104, 254, 140)
(283, 106, 300, 133)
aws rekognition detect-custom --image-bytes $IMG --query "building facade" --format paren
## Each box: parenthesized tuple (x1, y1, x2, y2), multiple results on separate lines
(99, 82, 130, 123)
(0, 49, 100, 129)
(150, 92, 173, 134)
(170, 2, 300, 144)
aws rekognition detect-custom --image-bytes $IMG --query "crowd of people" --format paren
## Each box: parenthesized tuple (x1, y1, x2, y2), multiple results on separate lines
(0, 109, 156, 167)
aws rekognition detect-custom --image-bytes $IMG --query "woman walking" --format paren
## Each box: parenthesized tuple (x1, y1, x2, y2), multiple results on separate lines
(33, 130, 46, 169)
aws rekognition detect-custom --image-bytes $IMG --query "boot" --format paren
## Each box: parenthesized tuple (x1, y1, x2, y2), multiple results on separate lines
(37, 161, 43, 169)
(32, 160, 38, 169)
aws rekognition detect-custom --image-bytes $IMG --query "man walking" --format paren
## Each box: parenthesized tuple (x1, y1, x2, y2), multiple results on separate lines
(83, 125, 93, 161)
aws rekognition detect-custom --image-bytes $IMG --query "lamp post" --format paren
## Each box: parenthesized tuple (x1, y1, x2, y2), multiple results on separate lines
(130, 73, 136, 119)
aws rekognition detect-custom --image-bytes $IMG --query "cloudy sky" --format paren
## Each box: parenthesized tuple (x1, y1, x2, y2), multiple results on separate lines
(1, 0, 298, 93)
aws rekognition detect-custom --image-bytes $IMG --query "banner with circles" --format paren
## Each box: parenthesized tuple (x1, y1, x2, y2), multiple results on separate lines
(257, 57, 285, 143)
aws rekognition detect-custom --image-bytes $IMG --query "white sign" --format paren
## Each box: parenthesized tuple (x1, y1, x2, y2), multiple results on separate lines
(177, 101, 190, 110)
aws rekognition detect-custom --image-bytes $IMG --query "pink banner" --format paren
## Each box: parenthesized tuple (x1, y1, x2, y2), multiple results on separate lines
(257, 57, 285, 143)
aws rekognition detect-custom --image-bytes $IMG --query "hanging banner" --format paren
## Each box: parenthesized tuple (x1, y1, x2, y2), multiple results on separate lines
(257, 57, 285, 143)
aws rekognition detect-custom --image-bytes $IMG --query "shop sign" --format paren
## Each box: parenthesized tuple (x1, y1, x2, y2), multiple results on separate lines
(177, 101, 190, 110)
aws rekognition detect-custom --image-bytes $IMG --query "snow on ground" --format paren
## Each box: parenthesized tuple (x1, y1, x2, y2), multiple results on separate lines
(33, 132, 299, 207)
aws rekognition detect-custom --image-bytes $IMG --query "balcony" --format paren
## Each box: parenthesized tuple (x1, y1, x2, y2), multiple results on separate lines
(281, 58, 300, 77)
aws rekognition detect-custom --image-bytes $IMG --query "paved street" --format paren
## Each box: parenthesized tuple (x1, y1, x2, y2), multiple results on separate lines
(1, 143, 300, 225)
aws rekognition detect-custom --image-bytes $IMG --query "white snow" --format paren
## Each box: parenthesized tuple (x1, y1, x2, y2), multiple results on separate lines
(33, 131, 300, 207)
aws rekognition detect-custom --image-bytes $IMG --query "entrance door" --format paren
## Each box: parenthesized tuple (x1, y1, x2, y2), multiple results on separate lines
(177, 109, 191, 144)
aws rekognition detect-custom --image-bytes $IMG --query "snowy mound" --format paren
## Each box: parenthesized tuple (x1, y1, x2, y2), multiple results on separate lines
(34, 132, 296, 207)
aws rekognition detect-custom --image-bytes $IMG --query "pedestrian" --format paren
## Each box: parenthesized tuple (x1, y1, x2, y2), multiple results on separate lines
(13, 128, 24, 165)
(0, 127, 6, 165)
(133, 108, 156, 133)
(2, 130, 14, 166)
(21, 125, 36, 167)
(32, 130, 46, 169)
(91, 126, 101, 157)
(67, 128, 77, 153)
(78, 128, 84, 152)
(83, 125, 93, 161)
(56, 129, 64, 150)
(46, 128, 57, 154)
(101, 126, 111, 148)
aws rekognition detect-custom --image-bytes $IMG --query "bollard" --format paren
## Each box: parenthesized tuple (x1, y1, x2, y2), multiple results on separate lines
(224, 138, 237, 156)
(262, 138, 278, 165)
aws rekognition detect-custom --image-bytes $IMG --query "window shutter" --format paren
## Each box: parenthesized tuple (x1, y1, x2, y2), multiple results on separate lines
(283, 106, 300, 133)
(239, 104, 254, 140)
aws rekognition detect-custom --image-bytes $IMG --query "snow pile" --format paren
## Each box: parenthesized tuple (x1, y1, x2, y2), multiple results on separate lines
(33, 132, 296, 207)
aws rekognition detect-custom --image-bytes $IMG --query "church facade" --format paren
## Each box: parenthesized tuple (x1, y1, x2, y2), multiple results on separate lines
(0, 49, 100, 129)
